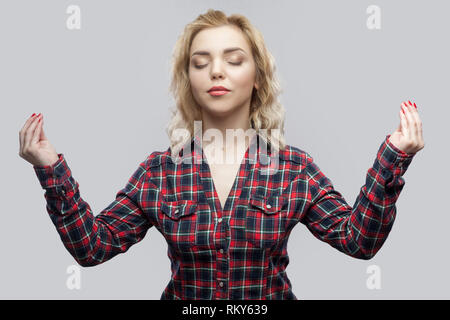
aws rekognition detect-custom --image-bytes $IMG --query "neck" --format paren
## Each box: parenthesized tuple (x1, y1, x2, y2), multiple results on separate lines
(200, 108, 256, 164)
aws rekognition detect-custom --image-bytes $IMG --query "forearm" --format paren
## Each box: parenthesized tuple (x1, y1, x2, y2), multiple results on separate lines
(35, 153, 151, 267)
(302, 135, 415, 259)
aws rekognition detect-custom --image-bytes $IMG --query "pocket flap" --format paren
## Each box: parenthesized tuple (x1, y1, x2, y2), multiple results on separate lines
(161, 199, 198, 220)
(250, 194, 288, 214)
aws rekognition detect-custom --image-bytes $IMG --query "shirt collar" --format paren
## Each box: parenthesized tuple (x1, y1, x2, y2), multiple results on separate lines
(178, 130, 277, 160)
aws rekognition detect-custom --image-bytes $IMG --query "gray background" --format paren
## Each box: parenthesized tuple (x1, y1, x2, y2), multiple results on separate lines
(0, 0, 446, 299)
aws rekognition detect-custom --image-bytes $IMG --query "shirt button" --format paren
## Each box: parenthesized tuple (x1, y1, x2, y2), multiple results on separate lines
(219, 281, 224, 287)
(219, 249, 224, 254)
(218, 217, 223, 223)
(398, 161, 404, 166)
(266, 204, 272, 209)
(174, 209, 179, 214)
(61, 190, 65, 195)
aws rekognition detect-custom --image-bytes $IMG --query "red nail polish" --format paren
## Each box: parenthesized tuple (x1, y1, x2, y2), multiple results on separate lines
(414, 102, 417, 109)
(408, 100, 412, 106)
(31, 113, 36, 117)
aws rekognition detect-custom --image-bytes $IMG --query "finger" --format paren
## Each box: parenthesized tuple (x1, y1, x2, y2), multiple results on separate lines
(406, 101, 425, 150)
(22, 113, 39, 134)
(20, 113, 37, 149)
(39, 116, 48, 141)
(24, 114, 42, 148)
(413, 108, 424, 146)
(21, 114, 39, 149)
(32, 115, 43, 145)
(399, 108, 409, 139)
(405, 101, 421, 143)
(417, 111, 424, 146)
(401, 102, 413, 133)
(407, 101, 422, 143)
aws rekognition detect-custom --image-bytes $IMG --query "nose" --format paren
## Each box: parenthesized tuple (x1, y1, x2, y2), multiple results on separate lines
(211, 72, 224, 80)
(211, 70, 225, 80)
(210, 60, 225, 80)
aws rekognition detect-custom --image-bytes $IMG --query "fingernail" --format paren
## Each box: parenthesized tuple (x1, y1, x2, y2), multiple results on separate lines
(414, 102, 417, 109)
(408, 100, 412, 106)
(31, 113, 36, 117)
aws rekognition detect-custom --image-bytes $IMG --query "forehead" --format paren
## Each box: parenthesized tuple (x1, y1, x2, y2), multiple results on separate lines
(190, 25, 250, 54)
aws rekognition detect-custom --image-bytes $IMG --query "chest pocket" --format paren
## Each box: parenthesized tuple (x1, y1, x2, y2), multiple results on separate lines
(160, 199, 199, 250)
(246, 193, 289, 249)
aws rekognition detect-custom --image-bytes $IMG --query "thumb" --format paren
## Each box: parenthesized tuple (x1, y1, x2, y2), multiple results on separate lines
(39, 116, 48, 141)
(395, 116, 402, 132)
(398, 109, 408, 136)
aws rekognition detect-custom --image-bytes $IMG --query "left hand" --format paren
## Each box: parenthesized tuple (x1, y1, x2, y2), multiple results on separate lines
(388, 100, 425, 155)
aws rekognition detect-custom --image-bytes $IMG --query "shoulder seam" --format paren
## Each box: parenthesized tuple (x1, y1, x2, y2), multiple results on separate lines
(280, 145, 312, 166)
(144, 150, 167, 170)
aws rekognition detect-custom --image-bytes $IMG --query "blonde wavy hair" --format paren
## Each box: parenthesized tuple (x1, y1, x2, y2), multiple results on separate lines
(166, 9, 286, 159)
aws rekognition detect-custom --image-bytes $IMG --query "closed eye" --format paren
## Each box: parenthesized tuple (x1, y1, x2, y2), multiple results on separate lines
(194, 61, 242, 69)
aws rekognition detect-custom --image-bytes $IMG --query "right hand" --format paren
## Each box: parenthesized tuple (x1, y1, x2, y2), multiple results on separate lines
(19, 113, 59, 167)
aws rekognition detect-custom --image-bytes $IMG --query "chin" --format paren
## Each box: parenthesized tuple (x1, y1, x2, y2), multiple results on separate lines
(206, 104, 239, 117)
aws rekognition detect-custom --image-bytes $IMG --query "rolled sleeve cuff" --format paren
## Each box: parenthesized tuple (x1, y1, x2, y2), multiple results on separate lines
(33, 153, 72, 189)
(377, 135, 415, 173)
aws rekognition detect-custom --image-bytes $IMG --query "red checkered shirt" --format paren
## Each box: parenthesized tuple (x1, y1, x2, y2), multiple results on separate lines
(33, 132, 415, 299)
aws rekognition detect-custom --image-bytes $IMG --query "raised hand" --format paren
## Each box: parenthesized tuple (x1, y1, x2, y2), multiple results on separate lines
(19, 113, 59, 167)
(388, 101, 425, 155)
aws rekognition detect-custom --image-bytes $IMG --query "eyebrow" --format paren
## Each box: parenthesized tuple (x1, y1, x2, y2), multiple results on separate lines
(191, 47, 246, 58)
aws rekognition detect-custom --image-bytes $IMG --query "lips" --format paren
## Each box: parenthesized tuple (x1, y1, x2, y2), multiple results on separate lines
(208, 86, 230, 92)
(209, 90, 229, 96)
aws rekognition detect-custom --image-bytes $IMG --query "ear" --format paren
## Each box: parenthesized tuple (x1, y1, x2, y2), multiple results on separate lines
(254, 82, 259, 90)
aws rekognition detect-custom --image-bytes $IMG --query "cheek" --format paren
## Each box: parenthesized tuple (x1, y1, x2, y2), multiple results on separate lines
(189, 72, 203, 92)
(229, 66, 255, 87)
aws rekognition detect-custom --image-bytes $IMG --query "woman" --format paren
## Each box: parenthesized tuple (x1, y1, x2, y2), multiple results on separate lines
(18, 9, 424, 300)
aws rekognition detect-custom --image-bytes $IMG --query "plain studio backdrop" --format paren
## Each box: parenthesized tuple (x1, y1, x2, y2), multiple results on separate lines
(0, 0, 446, 299)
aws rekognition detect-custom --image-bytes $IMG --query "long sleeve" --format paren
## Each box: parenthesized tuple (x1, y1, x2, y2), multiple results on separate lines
(33, 153, 153, 267)
(300, 134, 415, 260)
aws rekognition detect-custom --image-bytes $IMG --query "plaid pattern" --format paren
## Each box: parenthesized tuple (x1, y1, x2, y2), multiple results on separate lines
(33, 132, 415, 300)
